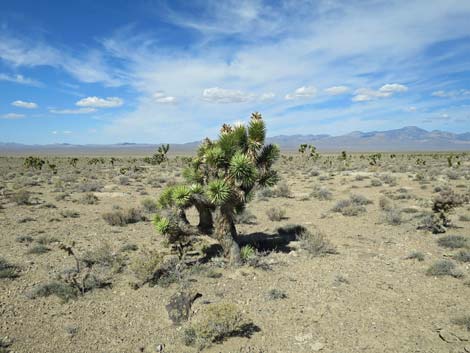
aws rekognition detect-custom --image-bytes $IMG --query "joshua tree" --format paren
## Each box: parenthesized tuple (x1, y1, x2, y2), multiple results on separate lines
(24, 156, 45, 170)
(154, 113, 280, 264)
(145, 144, 170, 165)
(69, 158, 79, 168)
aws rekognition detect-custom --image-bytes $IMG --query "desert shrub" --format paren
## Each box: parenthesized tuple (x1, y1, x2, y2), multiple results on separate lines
(81, 244, 123, 271)
(452, 316, 470, 331)
(310, 185, 332, 200)
(80, 193, 98, 205)
(36, 235, 59, 245)
(370, 179, 383, 187)
(267, 288, 287, 300)
(141, 198, 158, 213)
(120, 243, 138, 252)
(273, 181, 292, 198)
(16, 235, 33, 243)
(405, 251, 425, 261)
(183, 302, 254, 348)
(256, 187, 275, 200)
(102, 207, 145, 226)
(119, 176, 129, 185)
(426, 259, 463, 278)
(402, 207, 419, 214)
(77, 181, 103, 193)
(28, 244, 50, 254)
(11, 189, 31, 205)
(0, 258, 20, 279)
(379, 196, 393, 211)
(130, 252, 179, 286)
(28, 281, 78, 302)
(384, 208, 402, 225)
(60, 210, 80, 218)
(332, 199, 365, 216)
(453, 250, 470, 263)
(380, 174, 397, 186)
(350, 194, 372, 205)
(437, 235, 467, 249)
(298, 229, 336, 256)
(459, 215, 470, 222)
(266, 207, 286, 221)
(234, 209, 257, 224)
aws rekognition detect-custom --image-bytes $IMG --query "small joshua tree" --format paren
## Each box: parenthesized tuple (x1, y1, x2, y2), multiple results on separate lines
(24, 156, 45, 170)
(154, 113, 280, 264)
(145, 144, 170, 165)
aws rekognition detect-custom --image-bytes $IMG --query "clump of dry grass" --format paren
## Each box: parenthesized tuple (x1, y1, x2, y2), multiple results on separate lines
(102, 207, 145, 226)
(298, 229, 336, 256)
(182, 302, 255, 348)
(266, 207, 286, 221)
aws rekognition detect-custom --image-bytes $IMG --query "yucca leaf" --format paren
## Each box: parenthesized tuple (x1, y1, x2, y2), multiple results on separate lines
(248, 117, 266, 145)
(257, 144, 280, 168)
(172, 185, 192, 207)
(258, 169, 279, 187)
(206, 179, 231, 205)
(205, 146, 225, 167)
(229, 152, 257, 187)
(158, 187, 175, 208)
(153, 215, 171, 235)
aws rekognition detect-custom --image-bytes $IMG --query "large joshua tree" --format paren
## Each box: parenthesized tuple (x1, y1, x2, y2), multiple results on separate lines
(153, 112, 280, 264)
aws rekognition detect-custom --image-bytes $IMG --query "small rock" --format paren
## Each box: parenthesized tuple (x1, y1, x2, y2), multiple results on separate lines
(310, 342, 325, 351)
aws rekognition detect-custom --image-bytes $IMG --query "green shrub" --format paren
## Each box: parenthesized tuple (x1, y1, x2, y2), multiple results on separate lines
(267, 288, 287, 300)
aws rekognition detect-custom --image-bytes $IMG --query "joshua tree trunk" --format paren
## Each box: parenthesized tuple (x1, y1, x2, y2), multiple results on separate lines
(194, 203, 214, 234)
(213, 206, 241, 265)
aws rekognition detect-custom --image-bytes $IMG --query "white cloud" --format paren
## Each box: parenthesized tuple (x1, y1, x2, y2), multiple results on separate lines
(285, 86, 317, 100)
(379, 83, 408, 94)
(154, 91, 177, 104)
(11, 100, 38, 109)
(2, 113, 25, 119)
(202, 87, 255, 103)
(405, 106, 417, 112)
(75, 96, 123, 108)
(49, 107, 96, 114)
(0, 73, 42, 86)
(324, 86, 350, 95)
(353, 84, 408, 102)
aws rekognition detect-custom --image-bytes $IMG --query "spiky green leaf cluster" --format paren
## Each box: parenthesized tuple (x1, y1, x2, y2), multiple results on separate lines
(206, 179, 231, 205)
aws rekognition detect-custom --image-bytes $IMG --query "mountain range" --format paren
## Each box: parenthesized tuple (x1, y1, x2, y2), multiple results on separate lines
(1, 127, 469, 155)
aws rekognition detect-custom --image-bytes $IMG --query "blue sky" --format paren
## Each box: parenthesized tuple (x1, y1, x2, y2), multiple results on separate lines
(0, 0, 469, 144)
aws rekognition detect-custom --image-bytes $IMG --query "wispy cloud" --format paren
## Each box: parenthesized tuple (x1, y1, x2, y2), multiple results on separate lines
(0, 73, 42, 86)
(49, 108, 96, 114)
(11, 100, 38, 109)
(2, 113, 25, 119)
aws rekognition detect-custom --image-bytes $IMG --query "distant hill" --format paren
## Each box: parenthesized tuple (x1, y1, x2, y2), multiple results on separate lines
(1, 126, 469, 155)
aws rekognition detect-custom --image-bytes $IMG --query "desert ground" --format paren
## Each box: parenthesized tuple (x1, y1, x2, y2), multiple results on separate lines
(1, 152, 470, 353)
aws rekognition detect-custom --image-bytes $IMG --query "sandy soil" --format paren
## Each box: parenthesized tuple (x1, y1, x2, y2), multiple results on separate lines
(1, 153, 469, 353)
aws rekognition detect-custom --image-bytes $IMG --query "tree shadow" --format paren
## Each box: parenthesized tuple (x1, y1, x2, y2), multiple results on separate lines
(238, 224, 307, 253)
